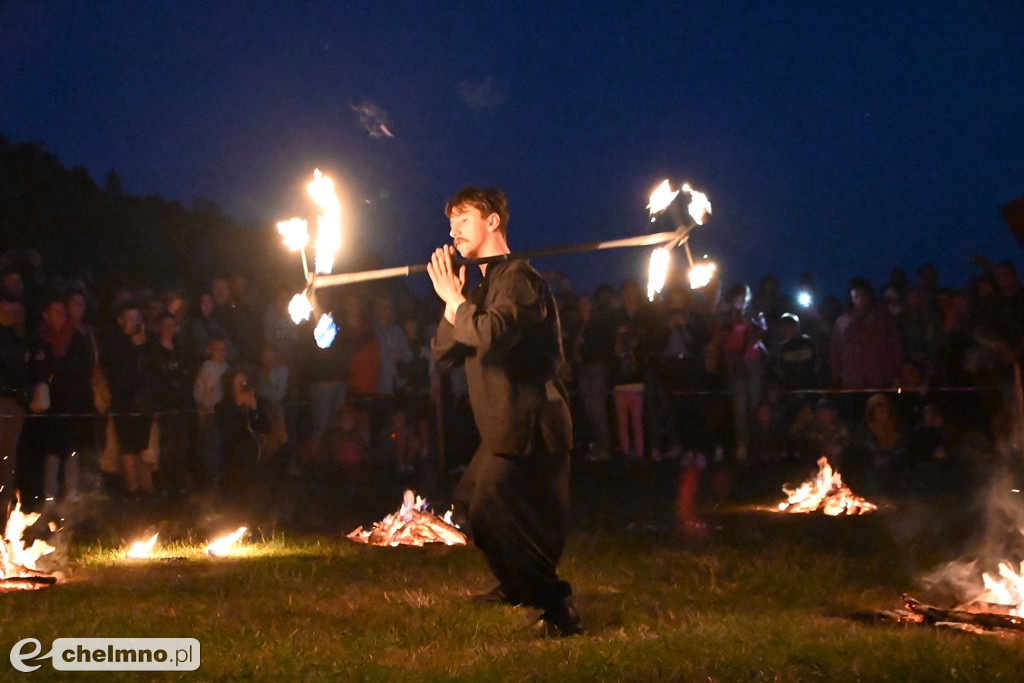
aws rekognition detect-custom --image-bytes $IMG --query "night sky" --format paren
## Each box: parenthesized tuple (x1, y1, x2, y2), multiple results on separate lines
(2, 1, 1022, 300)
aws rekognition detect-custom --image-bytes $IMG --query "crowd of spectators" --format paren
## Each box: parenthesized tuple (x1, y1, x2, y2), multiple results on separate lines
(2, 246, 1023, 516)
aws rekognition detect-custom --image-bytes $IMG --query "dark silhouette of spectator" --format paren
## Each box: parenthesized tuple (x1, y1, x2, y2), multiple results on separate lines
(571, 285, 617, 461)
(22, 294, 94, 505)
(0, 290, 29, 510)
(102, 302, 157, 496)
(149, 312, 195, 493)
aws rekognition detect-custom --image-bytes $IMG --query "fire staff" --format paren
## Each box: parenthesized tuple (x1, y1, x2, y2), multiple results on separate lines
(427, 187, 582, 637)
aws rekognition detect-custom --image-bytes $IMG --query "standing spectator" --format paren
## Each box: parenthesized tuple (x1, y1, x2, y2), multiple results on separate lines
(180, 291, 233, 368)
(256, 342, 290, 464)
(193, 335, 229, 487)
(102, 302, 156, 496)
(211, 274, 260, 364)
(611, 278, 653, 461)
(215, 368, 270, 497)
(773, 312, 820, 394)
(0, 291, 29, 510)
(370, 293, 412, 453)
(22, 294, 94, 505)
(829, 277, 903, 417)
(149, 312, 194, 493)
(718, 283, 768, 461)
(572, 286, 617, 462)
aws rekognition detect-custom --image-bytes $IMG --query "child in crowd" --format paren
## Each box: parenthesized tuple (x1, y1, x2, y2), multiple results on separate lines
(256, 343, 290, 463)
(193, 335, 228, 486)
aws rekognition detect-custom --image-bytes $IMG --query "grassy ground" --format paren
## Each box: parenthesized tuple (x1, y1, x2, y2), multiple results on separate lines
(3, 459, 1024, 681)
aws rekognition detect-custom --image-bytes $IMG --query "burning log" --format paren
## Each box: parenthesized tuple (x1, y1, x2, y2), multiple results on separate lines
(348, 490, 467, 547)
(902, 594, 1024, 634)
(777, 457, 877, 516)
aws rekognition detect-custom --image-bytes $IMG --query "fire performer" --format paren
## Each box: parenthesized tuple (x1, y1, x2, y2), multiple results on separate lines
(427, 187, 582, 637)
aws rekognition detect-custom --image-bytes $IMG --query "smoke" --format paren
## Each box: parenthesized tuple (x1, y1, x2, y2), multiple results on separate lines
(919, 468, 1024, 608)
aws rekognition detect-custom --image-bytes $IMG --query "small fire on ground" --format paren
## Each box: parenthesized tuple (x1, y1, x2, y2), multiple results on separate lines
(777, 457, 877, 516)
(348, 490, 467, 547)
(2, 500, 59, 590)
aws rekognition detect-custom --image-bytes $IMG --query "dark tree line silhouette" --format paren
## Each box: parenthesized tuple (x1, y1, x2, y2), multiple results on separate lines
(0, 135, 295, 294)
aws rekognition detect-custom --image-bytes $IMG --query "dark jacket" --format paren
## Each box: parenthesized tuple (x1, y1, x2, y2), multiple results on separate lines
(433, 259, 571, 456)
(0, 325, 28, 405)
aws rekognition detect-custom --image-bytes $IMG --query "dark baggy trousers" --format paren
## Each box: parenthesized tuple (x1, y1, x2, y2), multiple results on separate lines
(455, 444, 572, 611)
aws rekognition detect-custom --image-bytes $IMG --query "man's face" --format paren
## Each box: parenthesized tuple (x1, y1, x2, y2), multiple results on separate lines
(118, 308, 144, 336)
(850, 287, 870, 313)
(449, 205, 494, 259)
(42, 302, 66, 330)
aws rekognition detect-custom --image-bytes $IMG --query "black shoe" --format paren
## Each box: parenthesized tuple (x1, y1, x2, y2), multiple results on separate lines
(530, 599, 584, 637)
(470, 585, 516, 605)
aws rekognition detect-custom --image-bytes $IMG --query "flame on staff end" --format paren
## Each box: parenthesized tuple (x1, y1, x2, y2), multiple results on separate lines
(647, 246, 672, 300)
(205, 527, 248, 557)
(126, 533, 159, 559)
(682, 183, 712, 225)
(307, 169, 342, 274)
(688, 261, 717, 289)
(313, 313, 338, 349)
(647, 179, 679, 220)
(288, 293, 313, 324)
(276, 217, 310, 251)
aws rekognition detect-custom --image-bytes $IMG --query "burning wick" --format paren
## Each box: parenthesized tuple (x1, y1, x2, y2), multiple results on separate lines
(313, 313, 338, 349)
(647, 246, 672, 300)
(681, 183, 712, 225)
(307, 169, 342, 275)
(205, 527, 248, 557)
(688, 261, 717, 290)
(647, 179, 680, 219)
(126, 533, 159, 559)
(288, 293, 313, 324)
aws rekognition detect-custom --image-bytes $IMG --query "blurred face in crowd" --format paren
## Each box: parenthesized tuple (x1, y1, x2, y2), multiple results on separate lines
(66, 293, 87, 325)
(231, 372, 253, 404)
(42, 300, 67, 331)
(158, 315, 178, 344)
(208, 339, 227, 364)
(200, 292, 215, 317)
(373, 297, 392, 324)
(118, 307, 144, 337)
(211, 278, 230, 306)
(850, 287, 871, 314)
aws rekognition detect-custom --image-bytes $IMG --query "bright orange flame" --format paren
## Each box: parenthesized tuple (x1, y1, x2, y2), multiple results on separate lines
(976, 561, 1024, 616)
(2, 500, 56, 575)
(276, 217, 309, 251)
(307, 169, 342, 274)
(688, 261, 716, 289)
(647, 179, 679, 218)
(205, 527, 248, 556)
(126, 532, 159, 559)
(646, 246, 672, 300)
(778, 457, 877, 516)
(682, 183, 712, 225)
(347, 490, 466, 547)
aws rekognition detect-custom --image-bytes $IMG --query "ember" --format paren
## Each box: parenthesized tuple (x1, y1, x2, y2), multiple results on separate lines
(348, 490, 467, 547)
(777, 457, 877, 516)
